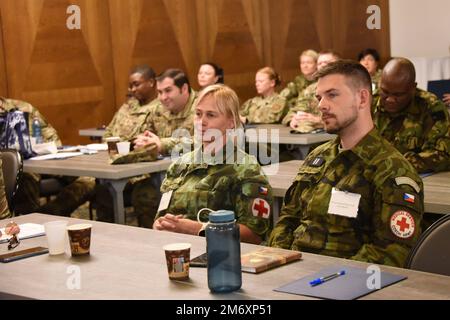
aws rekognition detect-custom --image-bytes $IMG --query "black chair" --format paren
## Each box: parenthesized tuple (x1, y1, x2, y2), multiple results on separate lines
(405, 214, 450, 276)
(0, 149, 23, 213)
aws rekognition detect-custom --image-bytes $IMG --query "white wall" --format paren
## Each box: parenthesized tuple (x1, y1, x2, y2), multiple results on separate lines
(389, 0, 450, 58)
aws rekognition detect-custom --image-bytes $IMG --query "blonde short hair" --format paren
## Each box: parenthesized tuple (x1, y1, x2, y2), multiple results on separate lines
(300, 49, 319, 62)
(196, 84, 243, 130)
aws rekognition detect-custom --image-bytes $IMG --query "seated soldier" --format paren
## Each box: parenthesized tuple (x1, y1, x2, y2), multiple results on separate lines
(0, 97, 94, 216)
(358, 48, 382, 92)
(240, 67, 287, 124)
(98, 69, 197, 228)
(282, 50, 341, 132)
(153, 84, 273, 244)
(373, 57, 450, 173)
(103, 65, 158, 141)
(280, 49, 318, 108)
(269, 60, 424, 268)
(95, 65, 158, 224)
(197, 62, 224, 90)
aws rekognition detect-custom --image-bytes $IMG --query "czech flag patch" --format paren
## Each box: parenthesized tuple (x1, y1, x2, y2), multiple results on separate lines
(403, 193, 415, 203)
(259, 186, 268, 195)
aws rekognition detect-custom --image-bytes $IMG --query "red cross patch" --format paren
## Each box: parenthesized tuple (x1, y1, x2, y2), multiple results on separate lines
(251, 198, 270, 219)
(390, 210, 415, 239)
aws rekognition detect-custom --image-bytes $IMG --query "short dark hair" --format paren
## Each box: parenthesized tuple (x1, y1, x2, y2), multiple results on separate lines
(314, 60, 372, 94)
(357, 48, 380, 62)
(156, 68, 191, 91)
(202, 62, 224, 84)
(130, 65, 155, 80)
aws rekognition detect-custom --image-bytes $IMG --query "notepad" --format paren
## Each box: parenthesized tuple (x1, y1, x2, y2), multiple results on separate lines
(241, 247, 301, 273)
(0, 223, 45, 243)
(274, 265, 407, 300)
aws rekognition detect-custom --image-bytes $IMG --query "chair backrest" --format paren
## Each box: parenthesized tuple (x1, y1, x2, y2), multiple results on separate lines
(405, 214, 450, 276)
(0, 149, 23, 212)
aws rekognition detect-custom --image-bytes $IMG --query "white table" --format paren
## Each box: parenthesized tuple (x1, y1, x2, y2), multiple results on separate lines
(23, 152, 173, 224)
(245, 124, 335, 159)
(1, 214, 449, 300)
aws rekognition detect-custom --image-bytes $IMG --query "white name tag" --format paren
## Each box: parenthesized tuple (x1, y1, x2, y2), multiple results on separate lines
(327, 188, 361, 218)
(157, 190, 173, 213)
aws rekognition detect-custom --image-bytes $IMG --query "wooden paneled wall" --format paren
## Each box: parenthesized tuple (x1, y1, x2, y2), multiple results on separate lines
(0, 0, 390, 144)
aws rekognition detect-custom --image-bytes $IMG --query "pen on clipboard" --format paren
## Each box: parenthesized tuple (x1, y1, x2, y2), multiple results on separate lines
(309, 270, 346, 286)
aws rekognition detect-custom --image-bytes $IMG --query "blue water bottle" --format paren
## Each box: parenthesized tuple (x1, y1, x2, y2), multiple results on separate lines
(206, 210, 242, 293)
(32, 117, 43, 144)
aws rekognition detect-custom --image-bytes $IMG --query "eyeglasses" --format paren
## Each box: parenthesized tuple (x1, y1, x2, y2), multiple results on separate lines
(4, 221, 20, 250)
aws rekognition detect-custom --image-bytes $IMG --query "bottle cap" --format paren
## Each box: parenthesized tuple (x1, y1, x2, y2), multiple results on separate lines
(209, 210, 234, 223)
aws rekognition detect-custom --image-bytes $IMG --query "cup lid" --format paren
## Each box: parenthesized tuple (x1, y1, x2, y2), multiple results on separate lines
(209, 210, 235, 223)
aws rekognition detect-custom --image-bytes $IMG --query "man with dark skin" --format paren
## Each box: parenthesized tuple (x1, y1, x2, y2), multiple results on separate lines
(372, 58, 450, 173)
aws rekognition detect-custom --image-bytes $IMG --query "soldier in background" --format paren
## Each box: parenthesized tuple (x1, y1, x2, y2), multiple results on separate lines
(358, 48, 382, 93)
(126, 69, 197, 228)
(282, 50, 340, 131)
(269, 61, 424, 268)
(197, 62, 224, 90)
(373, 57, 450, 173)
(240, 67, 287, 124)
(0, 97, 95, 216)
(95, 65, 158, 223)
(103, 65, 157, 141)
(280, 49, 318, 108)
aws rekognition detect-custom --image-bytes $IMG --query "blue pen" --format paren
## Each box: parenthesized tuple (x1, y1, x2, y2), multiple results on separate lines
(309, 270, 346, 286)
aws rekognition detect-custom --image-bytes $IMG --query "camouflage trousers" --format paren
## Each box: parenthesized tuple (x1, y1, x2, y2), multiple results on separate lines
(14, 173, 95, 216)
(95, 176, 161, 228)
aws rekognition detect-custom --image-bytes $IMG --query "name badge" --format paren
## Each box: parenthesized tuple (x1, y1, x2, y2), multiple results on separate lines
(327, 188, 361, 218)
(158, 190, 173, 213)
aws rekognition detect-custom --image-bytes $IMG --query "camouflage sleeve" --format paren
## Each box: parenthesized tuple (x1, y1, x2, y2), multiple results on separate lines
(103, 108, 121, 141)
(0, 158, 12, 220)
(403, 102, 450, 173)
(234, 164, 273, 239)
(267, 178, 302, 249)
(280, 81, 298, 102)
(160, 136, 193, 156)
(351, 179, 424, 267)
(240, 99, 251, 117)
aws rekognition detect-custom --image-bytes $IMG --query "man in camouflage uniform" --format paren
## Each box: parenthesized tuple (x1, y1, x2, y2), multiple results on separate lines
(153, 145, 273, 244)
(95, 65, 158, 222)
(123, 69, 196, 228)
(0, 97, 95, 216)
(280, 50, 318, 108)
(373, 58, 450, 173)
(103, 65, 158, 141)
(282, 51, 340, 131)
(269, 61, 424, 268)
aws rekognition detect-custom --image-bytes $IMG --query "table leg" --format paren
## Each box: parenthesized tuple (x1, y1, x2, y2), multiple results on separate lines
(98, 179, 128, 225)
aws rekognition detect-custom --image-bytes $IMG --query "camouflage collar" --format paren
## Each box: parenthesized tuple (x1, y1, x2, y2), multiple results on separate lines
(349, 128, 385, 161)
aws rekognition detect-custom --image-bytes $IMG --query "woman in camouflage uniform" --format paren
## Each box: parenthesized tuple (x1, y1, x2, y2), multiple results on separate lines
(240, 67, 287, 124)
(153, 84, 273, 244)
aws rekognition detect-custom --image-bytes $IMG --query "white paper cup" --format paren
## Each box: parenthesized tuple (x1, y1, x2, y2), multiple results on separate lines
(116, 141, 131, 155)
(44, 220, 68, 255)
